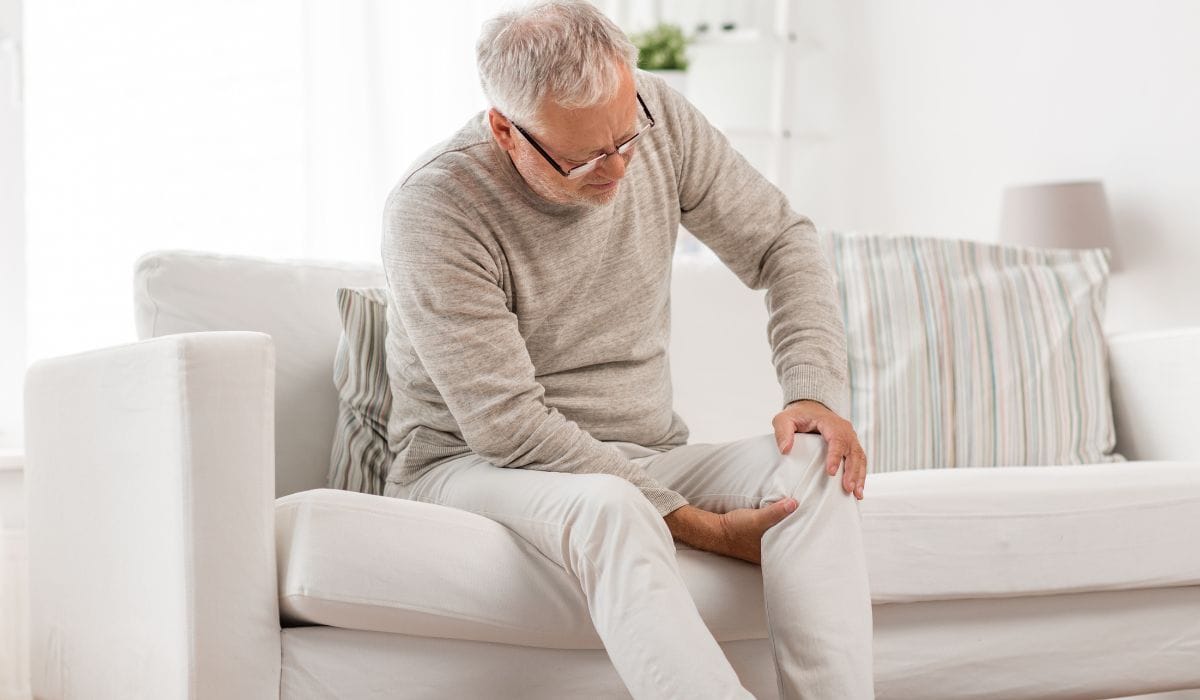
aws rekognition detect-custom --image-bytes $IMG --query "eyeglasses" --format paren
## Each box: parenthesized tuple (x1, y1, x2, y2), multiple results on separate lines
(510, 92, 656, 180)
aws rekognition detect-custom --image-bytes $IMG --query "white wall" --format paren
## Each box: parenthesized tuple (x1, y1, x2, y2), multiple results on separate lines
(0, 0, 23, 449)
(821, 0, 1200, 335)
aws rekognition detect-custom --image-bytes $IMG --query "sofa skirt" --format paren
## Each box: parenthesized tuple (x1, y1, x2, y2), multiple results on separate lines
(281, 584, 1200, 699)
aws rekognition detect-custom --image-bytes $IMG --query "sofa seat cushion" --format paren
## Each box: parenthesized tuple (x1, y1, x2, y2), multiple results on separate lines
(276, 488, 767, 649)
(860, 460, 1200, 603)
(277, 461, 1200, 645)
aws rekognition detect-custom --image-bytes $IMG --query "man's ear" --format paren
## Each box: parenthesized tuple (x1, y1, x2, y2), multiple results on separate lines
(487, 108, 517, 151)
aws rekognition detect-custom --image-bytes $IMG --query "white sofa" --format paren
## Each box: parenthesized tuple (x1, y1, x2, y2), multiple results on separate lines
(23, 248, 1200, 700)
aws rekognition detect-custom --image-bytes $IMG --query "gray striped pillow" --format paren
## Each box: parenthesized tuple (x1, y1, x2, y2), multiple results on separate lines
(328, 286, 392, 495)
(824, 231, 1125, 472)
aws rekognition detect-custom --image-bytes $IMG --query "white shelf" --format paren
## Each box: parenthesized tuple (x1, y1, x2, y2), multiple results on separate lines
(0, 449, 24, 471)
(719, 127, 830, 141)
(690, 29, 822, 52)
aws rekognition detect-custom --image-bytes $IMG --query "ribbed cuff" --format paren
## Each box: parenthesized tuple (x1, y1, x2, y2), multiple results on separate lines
(597, 445, 690, 518)
(641, 485, 690, 518)
(781, 364, 848, 417)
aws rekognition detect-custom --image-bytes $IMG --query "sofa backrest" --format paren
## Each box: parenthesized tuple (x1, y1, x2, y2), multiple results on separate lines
(133, 249, 782, 498)
(134, 251, 386, 497)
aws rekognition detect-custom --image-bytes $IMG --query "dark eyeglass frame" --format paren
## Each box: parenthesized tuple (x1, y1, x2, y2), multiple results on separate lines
(509, 92, 656, 179)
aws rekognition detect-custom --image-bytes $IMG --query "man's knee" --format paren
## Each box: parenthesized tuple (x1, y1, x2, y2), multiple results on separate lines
(758, 431, 828, 480)
(748, 431, 827, 465)
(757, 432, 835, 508)
(781, 432, 828, 469)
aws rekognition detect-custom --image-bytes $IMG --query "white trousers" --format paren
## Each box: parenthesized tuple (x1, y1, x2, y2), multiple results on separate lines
(384, 432, 874, 699)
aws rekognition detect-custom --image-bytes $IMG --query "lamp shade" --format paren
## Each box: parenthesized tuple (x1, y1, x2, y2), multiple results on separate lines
(998, 180, 1120, 272)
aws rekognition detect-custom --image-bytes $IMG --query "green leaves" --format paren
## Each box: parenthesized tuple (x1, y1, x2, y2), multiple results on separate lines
(630, 23, 690, 71)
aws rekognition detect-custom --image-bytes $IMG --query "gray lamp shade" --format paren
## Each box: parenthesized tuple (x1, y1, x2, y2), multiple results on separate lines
(998, 180, 1120, 272)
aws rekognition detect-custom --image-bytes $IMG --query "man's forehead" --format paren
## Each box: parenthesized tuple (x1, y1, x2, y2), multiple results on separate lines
(544, 97, 639, 157)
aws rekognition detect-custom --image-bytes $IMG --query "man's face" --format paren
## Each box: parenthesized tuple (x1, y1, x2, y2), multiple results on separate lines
(491, 61, 640, 207)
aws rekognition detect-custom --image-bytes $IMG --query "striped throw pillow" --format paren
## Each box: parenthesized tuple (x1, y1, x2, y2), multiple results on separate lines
(328, 286, 392, 495)
(824, 231, 1125, 472)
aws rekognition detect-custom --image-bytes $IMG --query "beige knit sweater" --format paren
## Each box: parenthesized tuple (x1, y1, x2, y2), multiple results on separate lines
(381, 70, 848, 517)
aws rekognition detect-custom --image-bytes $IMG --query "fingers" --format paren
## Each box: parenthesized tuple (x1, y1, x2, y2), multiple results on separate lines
(772, 414, 796, 454)
(848, 445, 867, 500)
(762, 498, 797, 529)
(777, 410, 869, 499)
(825, 436, 849, 478)
(824, 435, 868, 500)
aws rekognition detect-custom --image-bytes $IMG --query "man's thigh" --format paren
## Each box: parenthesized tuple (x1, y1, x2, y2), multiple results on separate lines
(638, 432, 830, 514)
(385, 451, 672, 569)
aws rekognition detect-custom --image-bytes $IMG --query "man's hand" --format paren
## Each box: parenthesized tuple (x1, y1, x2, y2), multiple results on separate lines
(773, 399, 867, 500)
(665, 502, 797, 565)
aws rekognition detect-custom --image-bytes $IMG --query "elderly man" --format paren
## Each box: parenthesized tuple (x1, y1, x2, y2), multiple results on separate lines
(380, 1, 872, 697)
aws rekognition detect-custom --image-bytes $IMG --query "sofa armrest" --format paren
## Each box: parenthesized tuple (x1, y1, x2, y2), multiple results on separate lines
(1107, 326, 1200, 461)
(24, 331, 281, 699)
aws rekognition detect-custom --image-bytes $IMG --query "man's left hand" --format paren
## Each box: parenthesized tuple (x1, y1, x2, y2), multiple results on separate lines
(772, 399, 867, 500)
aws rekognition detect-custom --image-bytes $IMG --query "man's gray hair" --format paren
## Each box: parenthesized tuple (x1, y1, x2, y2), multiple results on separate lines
(477, 0, 639, 129)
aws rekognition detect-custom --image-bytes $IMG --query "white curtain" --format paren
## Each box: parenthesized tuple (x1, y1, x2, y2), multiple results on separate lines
(1, 2, 25, 450)
(23, 1, 511, 363)
(25, 0, 306, 362)
(302, 1, 514, 261)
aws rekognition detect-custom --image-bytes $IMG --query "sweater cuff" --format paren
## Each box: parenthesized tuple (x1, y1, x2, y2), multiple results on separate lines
(781, 364, 848, 417)
(641, 485, 690, 518)
(599, 446, 689, 518)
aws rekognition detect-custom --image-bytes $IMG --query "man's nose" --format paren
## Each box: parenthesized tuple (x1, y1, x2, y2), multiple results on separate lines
(596, 150, 627, 180)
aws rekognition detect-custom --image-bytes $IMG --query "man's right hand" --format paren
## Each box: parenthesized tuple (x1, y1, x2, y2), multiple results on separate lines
(664, 500, 797, 565)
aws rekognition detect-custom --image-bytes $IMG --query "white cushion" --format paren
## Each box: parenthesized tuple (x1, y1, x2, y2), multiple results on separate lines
(134, 250, 385, 497)
(276, 488, 766, 649)
(277, 460, 1200, 643)
(859, 460, 1200, 603)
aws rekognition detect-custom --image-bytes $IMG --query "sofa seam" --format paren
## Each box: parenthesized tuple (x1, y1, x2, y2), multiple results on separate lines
(859, 494, 1200, 520)
(280, 593, 559, 637)
(175, 338, 200, 699)
(275, 499, 524, 532)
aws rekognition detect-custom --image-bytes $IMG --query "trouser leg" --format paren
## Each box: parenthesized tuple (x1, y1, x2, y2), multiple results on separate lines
(639, 432, 875, 699)
(386, 454, 755, 700)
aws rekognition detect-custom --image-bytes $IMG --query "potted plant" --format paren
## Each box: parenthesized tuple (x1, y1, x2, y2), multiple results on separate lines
(630, 23, 690, 95)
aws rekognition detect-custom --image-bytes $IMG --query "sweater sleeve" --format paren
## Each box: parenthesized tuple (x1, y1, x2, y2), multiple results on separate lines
(381, 184, 690, 517)
(657, 79, 850, 417)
